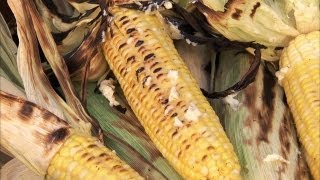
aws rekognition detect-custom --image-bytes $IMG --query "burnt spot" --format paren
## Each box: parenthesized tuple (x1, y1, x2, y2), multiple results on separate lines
(133, 17, 137, 21)
(207, 146, 214, 151)
(153, 67, 162, 73)
(275, 47, 284, 51)
(161, 98, 169, 104)
(138, 46, 146, 53)
(202, 155, 208, 161)
(156, 73, 164, 79)
(136, 67, 145, 80)
(135, 40, 144, 47)
(112, 165, 122, 170)
(88, 144, 98, 148)
(122, 20, 129, 25)
(177, 151, 182, 158)
(87, 156, 95, 162)
(256, 67, 276, 144)
(149, 84, 156, 90)
(42, 111, 54, 120)
(119, 42, 126, 49)
(82, 153, 89, 158)
(295, 154, 309, 180)
(119, 16, 128, 21)
(172, 130, 178, 138)
(47, 127, 69, 144)
(154, 87, 160, 91)
(279, 110, 293, 159)
(120, 67, 126, 75)
(232, 8, 242, 20)
(150, 62, 159, 69)
(185, 144, 191, 150)
(110, 28, 114, 38)
(19, 101, 34, 119)
(127, 56, 135, 63)
(126, 28, 137, 34)
(171, 113, 178, 118)
(144, 53, 155, 61)
(250, 2, 261, 18)
(99, 153, 108, 157)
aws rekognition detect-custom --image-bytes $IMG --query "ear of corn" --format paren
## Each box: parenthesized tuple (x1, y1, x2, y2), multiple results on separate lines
(47, 133, 143, 179)
(0, 91, 143, 179)
(102, 6, 241, 179)
(278, 31, 320, 179)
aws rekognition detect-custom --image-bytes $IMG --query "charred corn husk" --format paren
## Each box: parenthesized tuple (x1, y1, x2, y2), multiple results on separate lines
(0, 91, 143, 179)
(278, 31, 320, 179)
(195, 0, 319, 60)
(211, 50, 309, 179)
(102, 7, 241, 179)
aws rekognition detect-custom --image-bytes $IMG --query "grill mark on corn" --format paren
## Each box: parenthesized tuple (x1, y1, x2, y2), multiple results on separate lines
(136, 67, 145, 80)
(122, 20, 129, 25)
(126, 28, 136, 34)
(250, 2, 261, 18)
(47, 127, 70, 144)
(144, 53, 155, 61)
(119, 42, 126, 49)
(153, 67, 162, 73)
(88, 144, 98, 148)
(119, 16, 127, 21)
(135, 40, 144, 47)
(19, 101, 34, 119)
(127, 56, 135, 63)
(231, 8, 242, 20)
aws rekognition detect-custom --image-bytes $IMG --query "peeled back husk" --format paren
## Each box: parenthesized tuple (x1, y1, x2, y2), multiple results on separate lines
(210, 50, 310, 179)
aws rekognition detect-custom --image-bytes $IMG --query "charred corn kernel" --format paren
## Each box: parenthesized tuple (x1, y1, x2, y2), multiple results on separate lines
(102, 7, 241, 179)
(47, 133, 143, 179)
(279, 31, 320, 179)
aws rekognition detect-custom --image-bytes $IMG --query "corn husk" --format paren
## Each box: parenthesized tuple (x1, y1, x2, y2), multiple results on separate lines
(194, 0, 319, 60)
(0, 14, 23, 88)
(210, 50, 310, 179)
(34, 0, 107, 81)
(1, 159, 42, 180)
(8, 0, 94, 135)
(0, 91, 72, 176)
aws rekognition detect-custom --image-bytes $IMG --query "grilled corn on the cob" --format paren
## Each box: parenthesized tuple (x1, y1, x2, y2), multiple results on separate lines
(278, 31, 320, 179)
(102, 6, 241, 179)
(0, 91, 143, 179)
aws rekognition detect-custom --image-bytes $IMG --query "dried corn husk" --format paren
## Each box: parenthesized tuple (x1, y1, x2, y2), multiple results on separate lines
(35, 0, 107, 81)
(210, 50, 310, 179)
(8, 0, 94, 135)
(194, 0, 319, 60)
(0, 91, 72, 176)
(1, 159, 42, 180)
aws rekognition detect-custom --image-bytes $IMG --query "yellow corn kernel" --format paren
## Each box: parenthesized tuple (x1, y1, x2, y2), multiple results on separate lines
(279, 31, 320, 179)
(102, 7, 241, 179)
(46, 133, 143, 179)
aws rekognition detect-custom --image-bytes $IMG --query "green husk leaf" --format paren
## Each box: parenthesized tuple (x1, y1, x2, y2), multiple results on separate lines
(0, 13, 23, 88)
(77, 82, 182, 180)
(210, 50, 310, 179)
